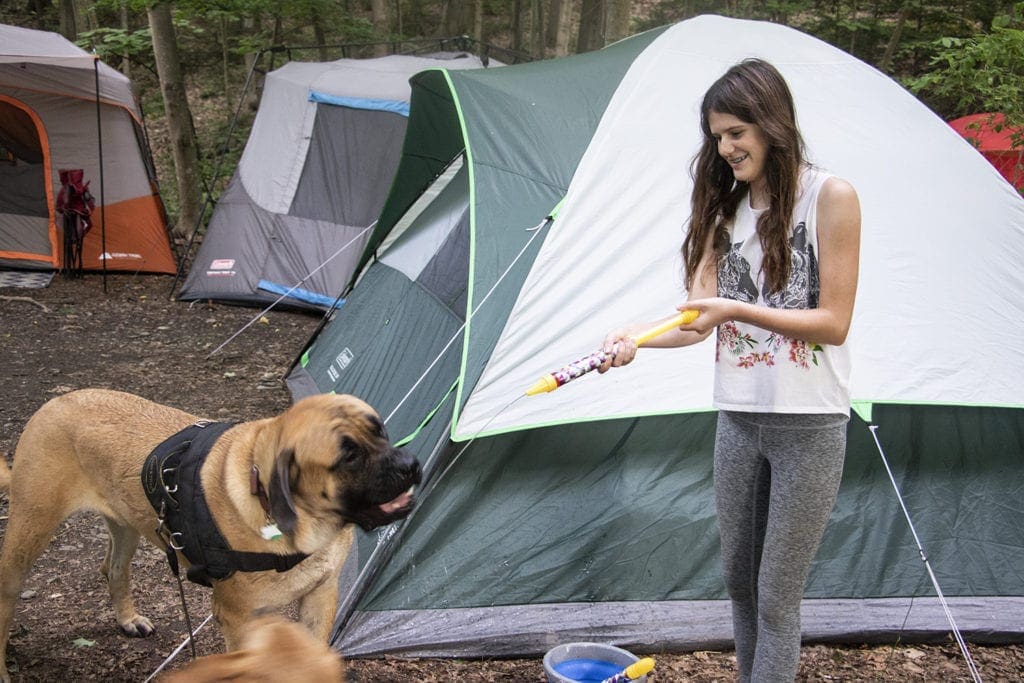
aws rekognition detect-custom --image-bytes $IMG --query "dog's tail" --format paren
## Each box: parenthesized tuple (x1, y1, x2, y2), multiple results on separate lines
(0, 455, 10, 491)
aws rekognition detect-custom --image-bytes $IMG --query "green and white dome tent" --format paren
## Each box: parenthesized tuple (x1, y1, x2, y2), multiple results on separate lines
(286, 15, 1024, 657)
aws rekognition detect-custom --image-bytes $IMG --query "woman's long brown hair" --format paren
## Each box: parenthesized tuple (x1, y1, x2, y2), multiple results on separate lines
(682, 59, 806, 295)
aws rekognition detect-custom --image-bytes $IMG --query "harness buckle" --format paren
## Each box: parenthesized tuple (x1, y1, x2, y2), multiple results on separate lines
(168, 532, 186, 551)
(160, 464, 182, 506)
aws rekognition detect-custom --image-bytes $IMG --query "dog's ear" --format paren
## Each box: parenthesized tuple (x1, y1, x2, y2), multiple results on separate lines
(268, 448, 298, 535)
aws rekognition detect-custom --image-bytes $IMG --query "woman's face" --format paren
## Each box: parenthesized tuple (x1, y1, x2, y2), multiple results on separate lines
(707, 110, 769, 192)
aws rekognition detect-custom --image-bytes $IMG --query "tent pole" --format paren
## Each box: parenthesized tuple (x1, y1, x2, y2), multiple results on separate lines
(94, 58, 107, 292)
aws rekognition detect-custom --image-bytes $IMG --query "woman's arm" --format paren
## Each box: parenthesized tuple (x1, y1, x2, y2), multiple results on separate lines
(679, 177, 861, 346)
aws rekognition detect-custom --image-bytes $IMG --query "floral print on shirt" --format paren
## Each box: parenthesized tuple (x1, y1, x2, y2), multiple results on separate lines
(716, 221, 823, 370)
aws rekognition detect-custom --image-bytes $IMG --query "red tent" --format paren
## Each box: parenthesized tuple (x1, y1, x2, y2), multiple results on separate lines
(949, 113, 1023, 192)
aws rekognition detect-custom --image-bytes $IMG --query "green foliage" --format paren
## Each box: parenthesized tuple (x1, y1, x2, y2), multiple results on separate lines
(906, 3, 1024, 139)
(76, 27, 153, 66)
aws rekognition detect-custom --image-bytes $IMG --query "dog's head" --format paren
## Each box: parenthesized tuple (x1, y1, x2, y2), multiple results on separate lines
(260, 394, 422, 546)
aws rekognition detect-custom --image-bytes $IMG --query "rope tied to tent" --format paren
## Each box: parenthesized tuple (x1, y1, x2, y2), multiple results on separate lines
(867, 424, 983, 683)
(383, 213, 553, 425)
(204, 221, 377, 359)
(143, 615, 214, 683)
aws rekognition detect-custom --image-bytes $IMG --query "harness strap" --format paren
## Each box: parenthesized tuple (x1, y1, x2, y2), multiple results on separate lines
(142, 421, 309, 587)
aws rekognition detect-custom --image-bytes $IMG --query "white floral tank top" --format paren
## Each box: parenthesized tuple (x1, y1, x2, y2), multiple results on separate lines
(713, 167, 851, 414)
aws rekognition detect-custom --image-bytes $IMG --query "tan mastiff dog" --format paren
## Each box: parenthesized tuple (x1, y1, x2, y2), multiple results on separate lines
(0, 389, 421, 683)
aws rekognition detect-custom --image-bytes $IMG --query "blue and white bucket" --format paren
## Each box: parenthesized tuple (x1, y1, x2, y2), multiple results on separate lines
(543, 642, 649, 683)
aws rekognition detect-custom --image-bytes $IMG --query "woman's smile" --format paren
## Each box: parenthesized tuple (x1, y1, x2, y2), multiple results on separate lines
(708, 110, 769, 195)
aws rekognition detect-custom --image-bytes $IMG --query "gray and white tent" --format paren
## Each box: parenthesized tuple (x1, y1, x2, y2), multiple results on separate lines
(287, 16, 1024, 657)
(178, 52, 493, 309)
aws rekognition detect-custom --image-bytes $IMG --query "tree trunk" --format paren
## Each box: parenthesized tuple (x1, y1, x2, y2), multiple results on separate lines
(147, 1, 202, 239)
(311, 9, 328, 61)
(548, 0, 573, 56)
(878, 3, 909, 73)
(120, 0, 131, 78)
(74, 0, 94, 32)
(444, 0, 470, 36)
(531, 0, 544, 59)
(220, 14, 231, 105)
(473, 0, 483, 45)
(58, 0, 77, 41)
(512, 0, 523, 52)
(546, 0, 572, 57)
(371, 0, 389, 56)
(271, 13, 283, 46)
(577, 0, 607, 53)
(607, 0, 631, 43)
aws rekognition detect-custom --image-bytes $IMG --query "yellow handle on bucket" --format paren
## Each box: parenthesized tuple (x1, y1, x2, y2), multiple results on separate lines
(623, 657, 656, 679)
(600, 656, 656, 683)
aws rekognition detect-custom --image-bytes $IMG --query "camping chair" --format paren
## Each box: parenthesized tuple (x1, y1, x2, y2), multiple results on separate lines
(56, 168, 94, 278)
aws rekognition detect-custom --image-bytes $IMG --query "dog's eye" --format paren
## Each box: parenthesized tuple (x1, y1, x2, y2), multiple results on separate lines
(336, 436, 362, 467)
(366, 414, 387, 439)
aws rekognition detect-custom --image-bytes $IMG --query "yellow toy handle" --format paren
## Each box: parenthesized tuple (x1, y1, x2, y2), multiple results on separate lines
(624, 657, 656, 679)
(634, 309, 699, 346)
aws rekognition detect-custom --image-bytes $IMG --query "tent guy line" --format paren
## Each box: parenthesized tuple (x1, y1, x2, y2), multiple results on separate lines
(867, 425, 982, 682)
(384, 213, 552, 426)
(203, 221, 377, 359)
(144, 614, 214, 683)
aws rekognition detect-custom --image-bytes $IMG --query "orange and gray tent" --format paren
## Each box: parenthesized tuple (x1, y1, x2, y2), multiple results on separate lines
(177, 52, 495, 310)
(0, 24, 174, 274)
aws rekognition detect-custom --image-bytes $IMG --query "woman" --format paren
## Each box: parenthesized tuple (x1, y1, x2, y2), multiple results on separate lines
(599, 59, 861, 682)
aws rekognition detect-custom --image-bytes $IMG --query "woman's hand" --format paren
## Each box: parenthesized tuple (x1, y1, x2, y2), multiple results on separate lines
(598, 327, 639, 373)
(673, 298, 735, 335)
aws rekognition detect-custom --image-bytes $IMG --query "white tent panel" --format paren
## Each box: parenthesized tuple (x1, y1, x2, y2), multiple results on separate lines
(456, 15, 1024, 439)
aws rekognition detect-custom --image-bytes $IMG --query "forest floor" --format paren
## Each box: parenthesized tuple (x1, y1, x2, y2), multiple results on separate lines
(1, 273, 1022, 682)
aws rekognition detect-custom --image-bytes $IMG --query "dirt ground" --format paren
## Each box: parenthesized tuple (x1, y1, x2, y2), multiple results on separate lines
(0, 273, 1021, 682)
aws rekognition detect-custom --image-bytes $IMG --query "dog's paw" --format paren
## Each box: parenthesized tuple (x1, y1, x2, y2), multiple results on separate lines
(119, 615, 156, 638)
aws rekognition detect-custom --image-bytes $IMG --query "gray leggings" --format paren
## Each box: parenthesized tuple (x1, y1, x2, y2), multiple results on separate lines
(714, 410, 848, 682)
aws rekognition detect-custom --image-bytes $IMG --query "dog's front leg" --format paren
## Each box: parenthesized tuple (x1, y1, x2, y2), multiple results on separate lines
(298, 563, 342, 643)
(210, 583, 250, 652)
(101, 517, 155, 637)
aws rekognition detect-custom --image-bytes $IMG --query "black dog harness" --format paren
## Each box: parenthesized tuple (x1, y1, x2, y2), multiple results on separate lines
(142, 421, 308, 587)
